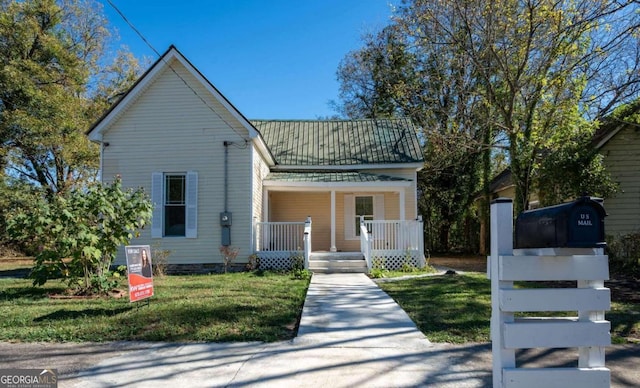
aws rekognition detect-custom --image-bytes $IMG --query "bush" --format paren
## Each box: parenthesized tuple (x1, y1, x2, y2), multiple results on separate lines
(152, 244, 172, 277)
(7, 177, 152, 294)
(369, 257, 388, 279)
(290, 250, 311, 280)
(607, 233, 640, 277)
(219, 245, 240, 273)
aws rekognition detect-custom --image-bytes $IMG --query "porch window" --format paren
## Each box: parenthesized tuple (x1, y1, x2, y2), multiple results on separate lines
(151, 171, 198, 238)
(344, 194, 384, 240)
(355, 196, 373, 236)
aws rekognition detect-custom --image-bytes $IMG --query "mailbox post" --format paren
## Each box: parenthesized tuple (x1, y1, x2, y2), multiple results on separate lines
(489, 197, 611, 388)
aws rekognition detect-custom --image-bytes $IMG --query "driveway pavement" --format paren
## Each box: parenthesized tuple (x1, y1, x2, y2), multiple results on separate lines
(1, 273, 638, 387)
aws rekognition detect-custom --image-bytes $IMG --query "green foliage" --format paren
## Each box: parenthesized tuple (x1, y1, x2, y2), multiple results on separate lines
(537, 130, 618, 206)
(7, 177, 152, 294)
(0, 177, 39, 252)
(369, 257, 388, 279)
(607, 233, 640, 278)
(290, 250, 311, 280)
(0, 0, 142, 194)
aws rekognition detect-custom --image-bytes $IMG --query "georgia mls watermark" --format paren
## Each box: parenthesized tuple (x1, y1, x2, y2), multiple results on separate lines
(0, 369, 58, 388)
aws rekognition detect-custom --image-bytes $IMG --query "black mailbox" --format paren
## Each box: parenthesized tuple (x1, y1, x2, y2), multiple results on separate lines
(515, 196, 607, 249)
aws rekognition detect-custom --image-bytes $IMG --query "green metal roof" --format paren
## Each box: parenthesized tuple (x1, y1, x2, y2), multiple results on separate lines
(251, 118, 424, 166)
(265, 171, 411, 183)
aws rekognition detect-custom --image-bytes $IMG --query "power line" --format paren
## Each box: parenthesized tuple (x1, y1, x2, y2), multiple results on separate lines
(105, 0, 251, 142)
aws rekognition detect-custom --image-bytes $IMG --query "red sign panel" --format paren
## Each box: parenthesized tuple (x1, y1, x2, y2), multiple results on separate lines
(125, 245, 154, 302)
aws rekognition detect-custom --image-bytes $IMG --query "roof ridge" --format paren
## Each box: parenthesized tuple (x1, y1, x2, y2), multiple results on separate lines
(250, 118, 413, 123)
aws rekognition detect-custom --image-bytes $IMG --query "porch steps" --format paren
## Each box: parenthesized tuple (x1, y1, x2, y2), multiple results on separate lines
(308, 252, 368, 274)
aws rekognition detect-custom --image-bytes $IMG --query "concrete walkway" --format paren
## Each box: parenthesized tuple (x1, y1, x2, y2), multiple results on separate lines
(295, 273, 430, 348)
(2, 273, 637, 387)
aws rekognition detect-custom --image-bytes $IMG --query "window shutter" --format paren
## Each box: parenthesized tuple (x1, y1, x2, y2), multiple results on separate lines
(374, 194, 385, 220)
(185, 171, 198, 238)
(151, 172, 163, 238)
(344, 194, 354, 239)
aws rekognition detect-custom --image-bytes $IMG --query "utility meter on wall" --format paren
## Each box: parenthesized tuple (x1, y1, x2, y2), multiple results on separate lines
(220, 212, 232, 226)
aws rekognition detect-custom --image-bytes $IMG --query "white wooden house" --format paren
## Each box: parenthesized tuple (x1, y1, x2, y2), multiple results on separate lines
(87, 46, 425, 272)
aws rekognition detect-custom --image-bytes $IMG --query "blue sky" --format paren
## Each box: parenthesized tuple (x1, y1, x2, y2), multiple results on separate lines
(102, 1, 396, 119)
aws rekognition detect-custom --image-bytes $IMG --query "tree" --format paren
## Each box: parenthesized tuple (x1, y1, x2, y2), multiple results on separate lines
(336, 0, 639, 221)
(0, 0, 142, 195)
(404, 0, 639, 213)
(335, 9, 494, 252)
(8, 177, 152, 294)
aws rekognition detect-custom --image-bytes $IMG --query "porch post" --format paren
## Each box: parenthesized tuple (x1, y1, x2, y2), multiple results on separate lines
(399, 188, 406, 220)
(330, 190, 337, 252)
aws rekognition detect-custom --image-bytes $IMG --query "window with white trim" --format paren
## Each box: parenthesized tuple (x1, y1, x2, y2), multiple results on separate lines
(151, 171, 198, 238)
(355, 196, 373, 236)
(164, 174, 186, 236)
(344, 194, 384, 239)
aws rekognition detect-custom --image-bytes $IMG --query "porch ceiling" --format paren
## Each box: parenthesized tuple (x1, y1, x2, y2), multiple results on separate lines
(264, 171, 411, 184)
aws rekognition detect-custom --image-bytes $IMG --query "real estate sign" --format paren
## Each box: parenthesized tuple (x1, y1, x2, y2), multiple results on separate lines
(125, 245, 154, 302)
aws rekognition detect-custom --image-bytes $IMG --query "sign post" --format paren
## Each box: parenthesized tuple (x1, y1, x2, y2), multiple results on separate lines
(125, 245, 154, 303)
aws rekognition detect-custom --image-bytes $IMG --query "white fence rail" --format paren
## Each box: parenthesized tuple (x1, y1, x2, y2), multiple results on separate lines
(489, 198, 611, 388)
(360, 221, 372, 270)
(363, 219, 423, 251)
(361, 217, 425, 269)
(255, 217, 425, 271)
(255, 222, 305, 252)
(303, 217, 312, 269)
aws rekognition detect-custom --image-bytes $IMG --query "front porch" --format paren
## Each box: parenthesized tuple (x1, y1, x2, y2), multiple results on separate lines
(253, 217, 425, 272)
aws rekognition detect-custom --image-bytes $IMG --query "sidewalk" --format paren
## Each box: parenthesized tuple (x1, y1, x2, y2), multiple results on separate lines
(0, 273, 637, 387)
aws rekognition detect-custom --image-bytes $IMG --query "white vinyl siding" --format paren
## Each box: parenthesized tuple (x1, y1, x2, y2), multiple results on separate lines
(601, 126, 640, 235)
(101, 57, 253, 264)
(252, 144, 270, 223)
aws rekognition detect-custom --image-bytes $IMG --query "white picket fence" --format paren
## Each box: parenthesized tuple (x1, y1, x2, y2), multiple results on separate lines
(489, 198, 611, 388)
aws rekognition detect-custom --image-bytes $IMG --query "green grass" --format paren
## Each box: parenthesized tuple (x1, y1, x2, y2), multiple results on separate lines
(0, 271, 309, 342)
(368, 264, 438, 279)
(379, 273, 491, 343)
(379, 273, 640, 344)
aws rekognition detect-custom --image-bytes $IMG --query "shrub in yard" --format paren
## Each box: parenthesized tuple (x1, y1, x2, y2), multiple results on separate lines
(369, 257, 388, 278)
(7, 177, 152, 294)
(220, 245, 240, 273)
(152, 244, 172, 277)
(246, 254, 260, 271)
(607, 233, 640, 277)
(290, 250, 311, 279)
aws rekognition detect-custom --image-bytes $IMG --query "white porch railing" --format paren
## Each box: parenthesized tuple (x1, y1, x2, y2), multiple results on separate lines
(362, 217, 426, 269)
(255, 221, 305, 252)
(360, 220, 373, 270)
(255, 216, 425, 271)
(254, 219, 308, 270)
(303, 216, 312, 269)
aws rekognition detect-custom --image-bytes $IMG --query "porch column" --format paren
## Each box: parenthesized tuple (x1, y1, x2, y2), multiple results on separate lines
(330, 190, 337, 252)
(399, 188, 406, 220)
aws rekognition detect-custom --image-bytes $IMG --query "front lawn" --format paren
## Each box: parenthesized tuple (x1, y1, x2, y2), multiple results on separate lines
(378, 273, 640, 344)
(0, 271, 309, 342)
